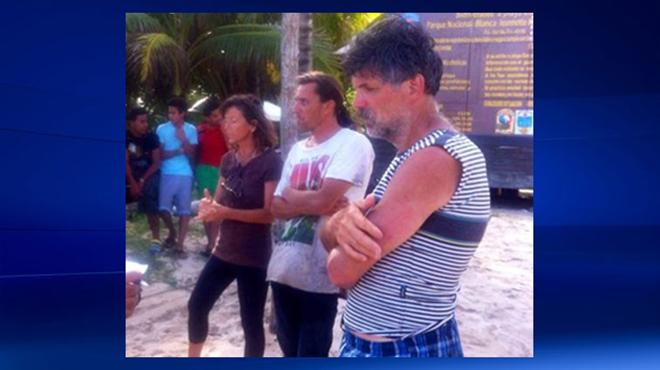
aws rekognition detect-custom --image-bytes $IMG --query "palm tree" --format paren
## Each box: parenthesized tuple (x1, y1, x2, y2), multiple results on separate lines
(126, 13, 342, 114)
(298, 13, 313, 73)
(277, 13, 381, 150)
(314, 13, 381, 50)
(279, 13, 301, 157)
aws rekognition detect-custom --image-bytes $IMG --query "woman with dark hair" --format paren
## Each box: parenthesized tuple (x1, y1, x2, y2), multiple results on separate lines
(187, 94, 282, 357)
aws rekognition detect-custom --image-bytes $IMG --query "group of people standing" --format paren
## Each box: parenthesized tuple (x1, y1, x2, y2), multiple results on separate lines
(126, 96, 228, 257)
(126, 16, 491, 358)
(189, 71, 374, 357)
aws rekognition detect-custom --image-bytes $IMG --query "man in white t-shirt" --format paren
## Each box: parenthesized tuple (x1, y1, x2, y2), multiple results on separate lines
(269, 71, 374, 357)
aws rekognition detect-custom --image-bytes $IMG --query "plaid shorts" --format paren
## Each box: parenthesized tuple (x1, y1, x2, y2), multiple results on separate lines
(339, 317, 463, 357)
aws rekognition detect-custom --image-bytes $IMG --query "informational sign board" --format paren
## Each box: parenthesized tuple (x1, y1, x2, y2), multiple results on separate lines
(403, 13, 534, 137)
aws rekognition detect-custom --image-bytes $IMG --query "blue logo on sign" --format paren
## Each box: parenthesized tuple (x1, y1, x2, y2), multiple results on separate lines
(402, 13, 421, 23)
(517, 116, 532, 128)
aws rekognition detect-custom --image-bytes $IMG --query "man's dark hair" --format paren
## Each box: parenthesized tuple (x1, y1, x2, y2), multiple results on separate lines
(202, 96, 221, 117)
(296, 71, 354, 128)
(220, 94, 277, 151)
(127, 107, 148, 122)
(167, 96, 188, 114)
(343, 16, 443, 95)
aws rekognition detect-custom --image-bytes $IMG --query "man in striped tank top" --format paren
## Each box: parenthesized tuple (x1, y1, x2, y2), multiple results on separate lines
(321, 16, 491, 357)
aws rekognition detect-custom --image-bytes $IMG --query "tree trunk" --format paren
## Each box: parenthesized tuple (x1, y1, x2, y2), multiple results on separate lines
(279, 13, 300, 158)
(298, 13, 313, 73)
(270, 13, 303, 336)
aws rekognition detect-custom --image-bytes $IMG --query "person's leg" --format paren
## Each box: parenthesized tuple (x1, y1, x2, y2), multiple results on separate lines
(187, 257, 237, 357)
(177, 216, 190, 252)
(158, 175, 177, 245)
(236, 265, 268, 357)
(140, 175, 161, 241)
(160, 212, 176, 244)
(146, 213, 160, 241)
(174, 175, 193, 252)
(297, 291, 338, 357)
(270, 282, 301, 357)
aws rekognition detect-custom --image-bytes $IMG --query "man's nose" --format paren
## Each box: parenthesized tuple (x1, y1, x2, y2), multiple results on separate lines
(353, 92, 366, 109)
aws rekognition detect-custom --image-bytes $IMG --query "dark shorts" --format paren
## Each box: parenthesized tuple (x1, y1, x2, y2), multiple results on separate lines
(270, 282, 338, 357)
(137, 174, 160, 214)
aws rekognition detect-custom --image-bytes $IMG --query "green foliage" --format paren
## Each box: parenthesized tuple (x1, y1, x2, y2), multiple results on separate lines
(344, 86, 365, 132)
(126, 13, 163, 34)
(126, 13, 380, 116)
(313, 13, 382, 47)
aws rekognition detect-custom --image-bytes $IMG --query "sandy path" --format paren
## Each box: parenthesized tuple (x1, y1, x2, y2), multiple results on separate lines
(126, 201, 533, 357)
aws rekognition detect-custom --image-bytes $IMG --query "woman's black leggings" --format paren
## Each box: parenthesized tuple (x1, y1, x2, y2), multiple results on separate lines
(188, 256, 268, 357)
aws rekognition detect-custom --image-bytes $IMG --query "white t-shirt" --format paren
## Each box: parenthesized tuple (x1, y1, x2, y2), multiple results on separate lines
(267, 128, 374, 294)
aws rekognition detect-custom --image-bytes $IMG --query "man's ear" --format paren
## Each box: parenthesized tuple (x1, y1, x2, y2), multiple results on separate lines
(406, 73, 427, 97)
(324, 99, 336, 117)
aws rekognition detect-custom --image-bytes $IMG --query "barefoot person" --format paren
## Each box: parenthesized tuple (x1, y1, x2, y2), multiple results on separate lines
(321, 16, 491, 357)
(187, 95, 282, 357)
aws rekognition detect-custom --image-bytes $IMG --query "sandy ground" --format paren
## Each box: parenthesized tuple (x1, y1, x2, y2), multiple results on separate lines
(126, 198, 533, 357)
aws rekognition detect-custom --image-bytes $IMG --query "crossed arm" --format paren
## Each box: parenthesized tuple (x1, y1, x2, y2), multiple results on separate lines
(161, 143, 196, 160)
(270, 178, 352, 219)
(320, 146, 461, 289)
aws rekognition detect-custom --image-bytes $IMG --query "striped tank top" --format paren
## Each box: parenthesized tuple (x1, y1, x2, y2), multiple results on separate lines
(343, 129, 491, 338)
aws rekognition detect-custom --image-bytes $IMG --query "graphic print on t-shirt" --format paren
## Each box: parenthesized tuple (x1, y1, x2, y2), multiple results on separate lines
(127, 133, 159, 179)
(280, 155, 330, 245)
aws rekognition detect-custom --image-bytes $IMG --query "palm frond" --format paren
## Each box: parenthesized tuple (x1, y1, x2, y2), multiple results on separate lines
(127, 33, 189, 95)
(311, 30, 341, 75)
(148, 13, 179, 37)
(126, 13, 163, 34)
(313, 13, 382, 47)
(190, 24, 282, 69)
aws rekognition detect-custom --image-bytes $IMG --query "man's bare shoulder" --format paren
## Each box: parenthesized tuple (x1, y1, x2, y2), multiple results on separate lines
(393, 144, 460, 190)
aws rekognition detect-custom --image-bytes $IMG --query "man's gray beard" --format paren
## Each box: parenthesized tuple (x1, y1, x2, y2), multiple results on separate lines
(366, 124, 397, 142)
(360, 109, 405, 142)
(365, 117, 404, 143)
